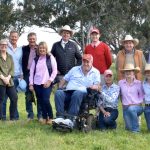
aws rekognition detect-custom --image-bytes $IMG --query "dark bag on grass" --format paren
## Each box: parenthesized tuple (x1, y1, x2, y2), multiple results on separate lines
(26, 91, 36, 105)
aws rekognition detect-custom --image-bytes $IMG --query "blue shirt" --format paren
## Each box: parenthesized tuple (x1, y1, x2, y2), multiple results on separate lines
(98, 83, 120, 109)
(64, 66, 100, 92)
(143, 80, 150, 104)
(7, 42, 23, 76)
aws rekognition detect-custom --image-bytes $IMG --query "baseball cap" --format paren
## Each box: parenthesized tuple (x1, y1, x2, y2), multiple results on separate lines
(82, 54, 93, 62)
(90, 28, 100, 34)
(104, 69, 113, 77)
(17, 78, 27, 92)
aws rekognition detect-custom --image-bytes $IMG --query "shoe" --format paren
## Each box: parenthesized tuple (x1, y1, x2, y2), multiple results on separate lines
(38, 118, 43, 123)
(46, 119, 52, 125)
(41, 119, 47, 125)
(27, 118, 33, 122)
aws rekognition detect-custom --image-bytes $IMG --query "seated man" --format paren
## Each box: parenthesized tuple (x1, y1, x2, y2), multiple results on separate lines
(97, 69, 120, 130)
(54, 54, 100, 122)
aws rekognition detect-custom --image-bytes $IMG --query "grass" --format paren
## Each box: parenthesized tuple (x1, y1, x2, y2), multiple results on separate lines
(0, 64, 150, 150)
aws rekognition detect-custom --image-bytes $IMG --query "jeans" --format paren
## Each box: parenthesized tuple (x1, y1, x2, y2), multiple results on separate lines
(55, 90, 86, 117)
(0, 85, 18, 120)
(123, 105, 143, 132)
(2, 76, 19, 120)
(34, 84, 53, 119)
(98, 107, 118, 130)
(24, 74, 42, 119)
(144, 106, 150, 130)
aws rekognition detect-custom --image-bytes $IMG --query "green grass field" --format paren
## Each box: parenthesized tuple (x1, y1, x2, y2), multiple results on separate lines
(0, 65, 150, 150)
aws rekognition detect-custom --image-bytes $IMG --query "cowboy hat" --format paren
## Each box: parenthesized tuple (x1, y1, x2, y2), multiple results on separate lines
(120, 64, 140, 73)
(58, 25, 74, 36)
(144, 64, 150, 73)
(120, 35, 139, 46)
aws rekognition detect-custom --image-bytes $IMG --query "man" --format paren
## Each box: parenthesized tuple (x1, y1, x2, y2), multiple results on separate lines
(22, 32, 42, 121)
(84, 28, 112, 84)
(97, 69, 120, 130)
(51, 25, 82, 81)
(54, 54, 100, 125)
(116, 35, 146, 81)
(119, 64, 143, 133)
(2, 31, 22, 120)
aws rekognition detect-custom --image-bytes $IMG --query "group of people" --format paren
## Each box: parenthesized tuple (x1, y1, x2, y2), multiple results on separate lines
(0, 24, 150, 133)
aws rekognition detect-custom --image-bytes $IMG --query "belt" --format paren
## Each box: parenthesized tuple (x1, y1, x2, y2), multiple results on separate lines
(145, 104, 150, 107)
(123, 103, 142, 108)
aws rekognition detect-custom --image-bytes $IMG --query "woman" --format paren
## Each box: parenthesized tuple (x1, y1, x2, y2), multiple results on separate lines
(0, 39, 18, 120)
(119, 64, 143, 133)
(29, 42, 57, 124)
(116, 35, 146, 81)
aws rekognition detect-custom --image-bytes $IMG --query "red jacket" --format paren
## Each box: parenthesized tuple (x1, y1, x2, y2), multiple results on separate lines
(84, 42, 112, 74)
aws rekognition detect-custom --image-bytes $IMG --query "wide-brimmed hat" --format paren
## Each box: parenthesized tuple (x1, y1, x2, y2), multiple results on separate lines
(58, 25, 74, 36)
(120, 64, 140, 73)
(144, 64, 150, 73)
(0, 39, 8, 45)
(120, 35, 139, 46)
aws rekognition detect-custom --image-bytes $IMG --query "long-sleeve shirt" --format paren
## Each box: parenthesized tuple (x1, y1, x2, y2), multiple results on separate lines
(118, 79, 144, 106)
(143, 80, 150, 104)
(97, 83, 120, 109)
(7, 42, 23, 77)
(29, 54, 57, 85)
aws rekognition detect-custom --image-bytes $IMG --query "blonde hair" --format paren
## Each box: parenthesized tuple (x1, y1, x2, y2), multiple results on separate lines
(37, 41, 49, 55)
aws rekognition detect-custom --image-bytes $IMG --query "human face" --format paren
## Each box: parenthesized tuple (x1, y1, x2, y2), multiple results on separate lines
(104, 74, 113, 85)
(90, 32, 100, 42)
(38, 44, 47, 56)
(124, 70, 135, 80)
(124, 41, 134, 51)
(145, 71, 150, 80)
(61, 30, 71, 42)
(9, 32, 19, 46)
(82, 59, 92, 72)
(0, 44, 7, 53)
(28, 35, 37, 47)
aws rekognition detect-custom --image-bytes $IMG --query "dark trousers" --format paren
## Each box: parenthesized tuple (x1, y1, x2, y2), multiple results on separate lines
(24, 74, 42, 119)
(0, 85, 18, 120)
(34, 84, 53, 119)
(98, 107, 118, 130)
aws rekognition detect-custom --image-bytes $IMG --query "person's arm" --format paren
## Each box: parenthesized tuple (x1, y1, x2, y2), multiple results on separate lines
(29, 60, 35, 91)
(58, 78, 67, 89)
(8, 56, 14, 78)
(99, 106, 110, 117)
(74, 43, 82, 66)
(19, 47, 23, 78)
(104, 44, 112, 68)
(142, 52, 146, 74)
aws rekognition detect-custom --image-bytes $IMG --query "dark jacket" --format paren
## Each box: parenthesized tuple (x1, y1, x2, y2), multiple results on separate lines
(51, 40, 82, 75)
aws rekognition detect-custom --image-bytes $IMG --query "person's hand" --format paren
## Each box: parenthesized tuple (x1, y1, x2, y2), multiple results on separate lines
(3, 78, 10, 85)
(104, 111, 110, 117)
(43, 80, 51, 88)
(29, 85, 34, 91)
(89, 85, 99, 91)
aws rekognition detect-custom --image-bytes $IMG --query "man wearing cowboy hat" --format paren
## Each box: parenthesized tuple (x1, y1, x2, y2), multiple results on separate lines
(51, 25, 82, 82)
(116, 35, 146, 81)
(118, 63, 144, 133)
(142, 64, 150, 131)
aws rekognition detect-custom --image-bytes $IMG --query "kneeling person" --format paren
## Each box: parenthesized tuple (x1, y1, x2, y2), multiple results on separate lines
(55, 54, 100, 121)
(97, 70, 120, 130)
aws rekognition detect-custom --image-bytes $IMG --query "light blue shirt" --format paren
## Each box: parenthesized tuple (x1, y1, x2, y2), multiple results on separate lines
(98, 83, 120, 109)
(143, 80, 150, 104)
(7, 42, 23, 76)
(64, 66, 100, 92)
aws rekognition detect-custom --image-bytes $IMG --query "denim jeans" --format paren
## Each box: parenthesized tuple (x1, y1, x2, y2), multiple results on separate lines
(0, 85, 18, 120)
(123, 105, 143, 132)
(34, 84, 53, 119)
(55, 90, 86, 117)
(144, 106, 150, 130)
(24, 74, 42, 119)
(2, 76, 19, 120)
(98, 107, 118, 130)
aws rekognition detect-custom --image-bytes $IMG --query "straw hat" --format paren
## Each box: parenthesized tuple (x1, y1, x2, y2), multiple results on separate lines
(144, 64, 150, 73)
(120, 64, 140, 73)
(58, 25, 74, 36)
(120, 35, 139, 46)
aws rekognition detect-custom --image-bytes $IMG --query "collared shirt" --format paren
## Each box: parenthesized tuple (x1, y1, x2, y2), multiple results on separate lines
(27, 48, 36, 70)
(7, 42, 23, 77)
(97, 83, 120, 109)
(61, 40, 68, 49)
(64, 66, 100, 92)
(118, 79, 144, 106)
(143, 80, 150, 104)
(0, 53, 14, 86)
(91, 41, 100, 48)
(29, 54, 57, 85)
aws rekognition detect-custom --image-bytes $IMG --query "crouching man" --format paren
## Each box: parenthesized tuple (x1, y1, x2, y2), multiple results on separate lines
(54, 54, 100, 124)
(97, 69, 120, 130)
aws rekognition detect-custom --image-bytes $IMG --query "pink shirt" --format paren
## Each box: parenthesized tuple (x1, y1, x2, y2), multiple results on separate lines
(118, 79, 144, 106)
(27, 48, 36, 70)
(91, 41, 101, 48)
(29, 54, 57, 85)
